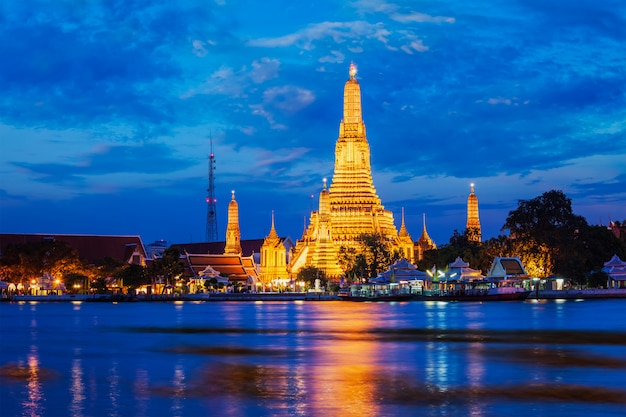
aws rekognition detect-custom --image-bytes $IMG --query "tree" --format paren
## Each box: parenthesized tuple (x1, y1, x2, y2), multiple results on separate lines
(338, 233, 402, 280)
(297, 266, 327, 289)
(64, 272, 90, 294)
(587, 270, 608, 289)
(116, 263, 149, 294)
(421, 229, 494, 275)
(0, 240, 86, 287)
(149, 247, 184, 287)
(503, 190, 589, 282)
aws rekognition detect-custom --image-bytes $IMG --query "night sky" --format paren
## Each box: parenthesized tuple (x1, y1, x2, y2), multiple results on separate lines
(1, 0, 625, 248)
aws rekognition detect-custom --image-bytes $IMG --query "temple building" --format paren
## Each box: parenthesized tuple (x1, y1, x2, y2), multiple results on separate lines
(224, 190, 242, 255)
(415, 213, 437, 261)
(288, 63, 413, 278)
(466, 183, 481, 243)
(259, 211, 289, 284)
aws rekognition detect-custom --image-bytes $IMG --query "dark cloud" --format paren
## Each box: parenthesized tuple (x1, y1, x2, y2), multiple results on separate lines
(11, 142, 194, 185)
(0, 1, 224, 130)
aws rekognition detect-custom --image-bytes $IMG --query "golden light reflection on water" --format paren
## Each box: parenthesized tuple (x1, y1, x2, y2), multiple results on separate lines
(170, 362, 186, 417)
(70, 353, 85, 417)
(23, 347, 44, 417)
(4, 301, 626, 417)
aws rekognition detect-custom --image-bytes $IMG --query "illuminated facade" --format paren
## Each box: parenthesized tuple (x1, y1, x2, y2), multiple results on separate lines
(224, 190, 242, 255)
(289, 64, 412, 278)
(260, 211, 289, 283)
(466, 183, 481, 242)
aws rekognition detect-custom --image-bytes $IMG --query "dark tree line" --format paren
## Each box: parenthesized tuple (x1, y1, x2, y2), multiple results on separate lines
(422, 190, 625, 286)
(0, 242, 185, 294)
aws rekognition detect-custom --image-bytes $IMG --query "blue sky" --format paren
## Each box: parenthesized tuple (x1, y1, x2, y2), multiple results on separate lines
(1, 0, 625, 248)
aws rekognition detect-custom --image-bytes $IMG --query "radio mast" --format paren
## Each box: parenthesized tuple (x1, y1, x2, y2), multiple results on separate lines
(205, 135, 218, 242)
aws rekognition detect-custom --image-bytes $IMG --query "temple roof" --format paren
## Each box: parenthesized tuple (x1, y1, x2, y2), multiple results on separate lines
(449, 257, 469, 268)
(0, 233, 146, 265)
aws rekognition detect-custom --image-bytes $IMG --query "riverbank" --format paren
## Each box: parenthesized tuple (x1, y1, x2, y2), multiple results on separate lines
(531, 288, 626, 300)
(3, 292, 340, 302)
(4, 288, 626, 302)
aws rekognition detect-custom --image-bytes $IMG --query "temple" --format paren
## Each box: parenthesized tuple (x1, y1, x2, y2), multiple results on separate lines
(224, 190, 242, 255)
(415, 213, 437, 260)
(288, 63, 413, 278)
(466, 183, 481, 242)
(260, 211, 289, 283)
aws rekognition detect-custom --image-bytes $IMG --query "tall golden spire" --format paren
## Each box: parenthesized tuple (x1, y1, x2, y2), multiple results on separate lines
(416, 213, 436, 261)
(267, 210, 279, 241)
(399, 207, 410, 237)
(328, 62, 398, 242)
(397, 207, 415, 260)
(224, 190, 242, 255)
(466, 183, 481, 242)
(287, 63, 407, 277)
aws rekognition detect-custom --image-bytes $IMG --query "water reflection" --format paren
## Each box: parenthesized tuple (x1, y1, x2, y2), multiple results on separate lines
(70, 349, 85, 417)
(24, 346, 44, 417)
(107, 361, 120, 417)
(170, 362, 186, 417)
(2, 301, 626, 417)
(133, 369, 150, 417)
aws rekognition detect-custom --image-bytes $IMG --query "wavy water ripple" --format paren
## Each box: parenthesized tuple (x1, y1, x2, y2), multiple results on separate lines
(1, 300, 625, 417)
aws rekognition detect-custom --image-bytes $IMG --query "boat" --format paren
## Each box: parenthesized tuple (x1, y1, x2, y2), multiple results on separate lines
(416, 279, 531, 301)
(338, 282, 415, 302)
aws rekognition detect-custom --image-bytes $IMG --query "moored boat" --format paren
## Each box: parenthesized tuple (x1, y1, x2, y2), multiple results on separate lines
(338, 282, 415, 302)
(416, 279, 531, 301)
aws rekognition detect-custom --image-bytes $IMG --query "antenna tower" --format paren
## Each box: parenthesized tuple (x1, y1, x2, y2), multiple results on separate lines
(205, 136, 218, 242)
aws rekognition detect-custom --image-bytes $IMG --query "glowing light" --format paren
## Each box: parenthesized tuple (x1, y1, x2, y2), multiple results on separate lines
(349, 62, 357, 78)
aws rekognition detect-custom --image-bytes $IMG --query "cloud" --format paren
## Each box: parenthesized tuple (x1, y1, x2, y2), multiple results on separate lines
(192, 40, 209, 57)
(10, 142, 193, 186)
(263, 86, 315, 113)
(248, 21, 397, 50)
(250, 58, 281, 83)
(319, 50, 346, 63)
(400, 39, 428, 54)
(390, 12, 455, 24)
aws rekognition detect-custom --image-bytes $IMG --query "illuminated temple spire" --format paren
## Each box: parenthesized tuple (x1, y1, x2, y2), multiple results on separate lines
(288, 63, 408, 278)
(397, 207, 415, 260)
(466, 183, 482, 243)
(328, 62, 398, 243)
(224, 190, 242, 255)
(267, 210, 279, 241)
(416, 213, 436, 261)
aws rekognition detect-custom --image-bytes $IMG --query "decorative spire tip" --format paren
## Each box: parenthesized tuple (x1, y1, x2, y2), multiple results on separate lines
(349, 62, 357, 79)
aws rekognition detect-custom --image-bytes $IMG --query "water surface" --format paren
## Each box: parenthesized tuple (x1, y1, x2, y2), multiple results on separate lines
(1, 299, 625, 417)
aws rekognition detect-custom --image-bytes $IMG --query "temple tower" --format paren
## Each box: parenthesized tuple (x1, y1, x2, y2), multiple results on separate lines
(416, 213, 437, 261)
(224, 190, 242, 255)
(466, 183, 482, 243)
(328, 62, 398, 242)
(397, 208, 415, 261)
(288, 64, 407, 278)
(260, 211, 288, 284)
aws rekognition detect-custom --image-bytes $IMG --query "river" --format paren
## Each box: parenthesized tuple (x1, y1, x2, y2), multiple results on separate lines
(1, 299, 625, 417)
